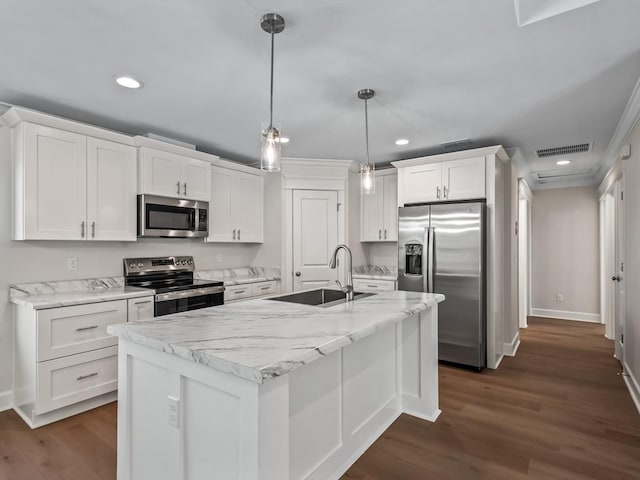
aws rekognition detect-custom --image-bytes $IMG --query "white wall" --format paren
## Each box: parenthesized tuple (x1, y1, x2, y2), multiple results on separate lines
(622, 120, 640, 406)
(0, 125, 266, 398)
(531, 186, 600, 319)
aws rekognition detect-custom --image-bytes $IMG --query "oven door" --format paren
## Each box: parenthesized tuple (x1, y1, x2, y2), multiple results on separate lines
(138, 194, 208, 238)
(154, 286, 225, 317)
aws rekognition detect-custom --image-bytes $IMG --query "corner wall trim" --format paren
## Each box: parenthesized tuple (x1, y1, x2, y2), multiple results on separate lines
(503, 332, 521, 357)
(0, 390, 13, 412)
(623, 362, 640, 415)
(531, 308, 600, 323)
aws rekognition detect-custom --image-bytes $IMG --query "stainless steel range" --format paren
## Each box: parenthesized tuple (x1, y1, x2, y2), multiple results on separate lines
(124, 256, 224, 317)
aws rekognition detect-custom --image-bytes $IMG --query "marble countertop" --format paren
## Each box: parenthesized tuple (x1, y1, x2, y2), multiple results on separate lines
(9, 276, 154, 310)
(353, 265, 397, 281)
(108, 290, 444, 384)
(196, 266, 281, 286)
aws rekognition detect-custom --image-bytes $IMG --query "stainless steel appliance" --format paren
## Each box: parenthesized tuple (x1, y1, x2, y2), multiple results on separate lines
(137, 194, 209, 238)
(124, 256, 224, 317)
(398, 202, 486, 369)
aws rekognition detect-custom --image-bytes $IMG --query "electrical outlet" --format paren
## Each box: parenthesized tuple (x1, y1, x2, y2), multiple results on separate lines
(556, 293, 563, 302)
(168, 396, 180, 428)
(67, 257, 78, 271)
(216, 254, 223, 262)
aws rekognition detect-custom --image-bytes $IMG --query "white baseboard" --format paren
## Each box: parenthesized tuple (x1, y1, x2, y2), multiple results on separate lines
(623, 362, 640, 415)
(531, 308, 600, 323)
(503, 332, 521, 357)
(0, 390, 13, 412)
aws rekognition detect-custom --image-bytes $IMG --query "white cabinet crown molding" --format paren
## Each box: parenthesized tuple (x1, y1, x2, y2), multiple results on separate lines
(1, 106, 134, 145)
(391, 145, 509, 168)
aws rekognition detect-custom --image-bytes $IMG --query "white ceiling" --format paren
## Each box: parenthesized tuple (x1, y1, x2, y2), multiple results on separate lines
(2, 0, 640, 189)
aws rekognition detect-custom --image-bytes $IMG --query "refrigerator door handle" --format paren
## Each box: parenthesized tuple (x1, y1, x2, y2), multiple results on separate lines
(427, 227, 435, 293)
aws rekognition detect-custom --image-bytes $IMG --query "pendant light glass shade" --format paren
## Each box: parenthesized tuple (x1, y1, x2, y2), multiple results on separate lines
(358, 88, 376, 194)
(260, 13, 285, 172)
(261, 126, 282, 172)
(360, 162, 375, 194)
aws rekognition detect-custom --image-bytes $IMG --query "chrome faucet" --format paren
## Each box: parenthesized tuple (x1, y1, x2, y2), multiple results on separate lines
(329, 244, 354, 301)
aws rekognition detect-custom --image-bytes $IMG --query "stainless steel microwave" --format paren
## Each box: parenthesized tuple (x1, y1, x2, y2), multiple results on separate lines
(137, 194, 208, 238)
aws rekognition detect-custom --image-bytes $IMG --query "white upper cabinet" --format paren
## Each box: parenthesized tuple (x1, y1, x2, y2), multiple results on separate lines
(361, 171, 398, 242)
(395, 155, 485, 206)
(206, 165, 263, 243)
(12, 122, 136, 241)
(138, 147, 210, 201)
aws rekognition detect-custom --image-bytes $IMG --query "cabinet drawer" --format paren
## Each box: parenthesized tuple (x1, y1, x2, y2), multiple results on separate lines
(252, 281, 277, 297)
(353, 279, 396, 292)
(224, 285, 253, 302)
(127, 296, 155, 322)
(37, 300, 127, 362)
(36, 346, 118, 414)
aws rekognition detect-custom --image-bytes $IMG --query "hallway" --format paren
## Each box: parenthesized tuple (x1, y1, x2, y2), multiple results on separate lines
(345, 317, 640, 479)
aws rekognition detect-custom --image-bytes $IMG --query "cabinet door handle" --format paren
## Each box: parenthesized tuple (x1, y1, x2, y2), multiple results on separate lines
(384, 229, 387, 239)
(76, 372, 98, 381)
(80, 221, 85, 238)
(76, 325, 98, 332)
(183, 182, 187, 196)
(379, 229, 382, 240)
(436, 186, 441, 199)
(233, 229, 236, 240)
(176, 181, 181, 195)
(443, 185, 448, 199)
(237, 229, 241, 240)
(91, 221, 96, 238)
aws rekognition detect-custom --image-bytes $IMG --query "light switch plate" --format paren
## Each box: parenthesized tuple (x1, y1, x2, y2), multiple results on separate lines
(67, 257, 78, 271)
(168, 396, 180, 428)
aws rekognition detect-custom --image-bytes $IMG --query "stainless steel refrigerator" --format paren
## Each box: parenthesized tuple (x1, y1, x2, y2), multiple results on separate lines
(398, 202, 486, 369)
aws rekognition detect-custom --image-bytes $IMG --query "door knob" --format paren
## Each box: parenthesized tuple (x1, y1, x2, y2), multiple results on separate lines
(295, 271, 301, 277)
(612, 276, 621, 282)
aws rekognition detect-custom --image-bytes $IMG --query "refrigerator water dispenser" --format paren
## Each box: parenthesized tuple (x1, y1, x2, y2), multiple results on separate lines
(405, 243, 423, 275)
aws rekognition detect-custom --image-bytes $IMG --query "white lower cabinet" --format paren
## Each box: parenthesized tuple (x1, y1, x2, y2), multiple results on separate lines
(353, 279, 396, 293)
(224, 281, 280, 303)
(13, 297, 153, 428)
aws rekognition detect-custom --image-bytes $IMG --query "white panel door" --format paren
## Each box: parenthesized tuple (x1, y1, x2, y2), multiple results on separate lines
(233, 171, 263, 243)
(140, 148, 183, 198)
(383, 174, 398, 241)
(443, 156, 485, 200)
(360, 176, 384, 241)
(206, 167, 234, 242)
(23, 123, 87, 240)
(181, 157, 210, 201)
(86, 138, 137, 241)
(402, 163, 442, 204)
(293, 190, 339, 291)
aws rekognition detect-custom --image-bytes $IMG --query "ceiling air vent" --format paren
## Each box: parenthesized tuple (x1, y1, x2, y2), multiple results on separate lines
(535, 167, 592, 179)
(536, 143, 590, 158)
(441, 138, 472, 149)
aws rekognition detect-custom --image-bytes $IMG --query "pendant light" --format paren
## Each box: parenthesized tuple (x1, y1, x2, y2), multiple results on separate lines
(358, 89, 376, 194)
(260, 13, 285, 172)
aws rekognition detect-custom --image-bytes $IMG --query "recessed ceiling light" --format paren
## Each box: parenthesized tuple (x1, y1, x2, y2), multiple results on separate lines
(395, 138, 410, 146)
(279, 136, 290, 144)
(115, 76, 143, 89)
(556, 160, 571, 165)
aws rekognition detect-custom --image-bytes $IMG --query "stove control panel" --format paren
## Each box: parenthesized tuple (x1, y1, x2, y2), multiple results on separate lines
(124, 256, 195, 275)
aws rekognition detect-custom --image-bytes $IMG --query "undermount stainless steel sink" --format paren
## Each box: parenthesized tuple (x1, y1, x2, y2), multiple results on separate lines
(267, 289, 375, 308)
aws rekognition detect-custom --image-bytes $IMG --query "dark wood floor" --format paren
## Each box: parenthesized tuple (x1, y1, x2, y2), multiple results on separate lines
(1, 317, 639, 479)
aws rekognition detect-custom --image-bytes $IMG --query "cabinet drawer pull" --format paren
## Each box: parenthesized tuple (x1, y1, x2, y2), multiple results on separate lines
(76, 325, 99, 332)
(76, 372, 98, 381)
(234, 290, 247, 295)
(259, 285, 271, 290)
(177, 181, 181, 195)
(134, 300, 152, 305)
(367, 284, 378, 288)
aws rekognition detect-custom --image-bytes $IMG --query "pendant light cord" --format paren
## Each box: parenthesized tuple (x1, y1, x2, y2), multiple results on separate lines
(269, 30, 275, 129)
(364, 98, 370, 166)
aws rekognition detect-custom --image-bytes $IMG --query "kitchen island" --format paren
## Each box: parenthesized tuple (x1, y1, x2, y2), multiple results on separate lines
(108, 290, 444, 480)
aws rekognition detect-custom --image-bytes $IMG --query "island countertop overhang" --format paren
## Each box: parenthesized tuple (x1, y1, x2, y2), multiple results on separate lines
(107, 290, 444, 384)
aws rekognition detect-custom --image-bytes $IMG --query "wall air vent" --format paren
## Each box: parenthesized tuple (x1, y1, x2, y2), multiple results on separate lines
(441, 138, 472, 149)
(536, 143, 590, 158)
(535, 167, 592, 179)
